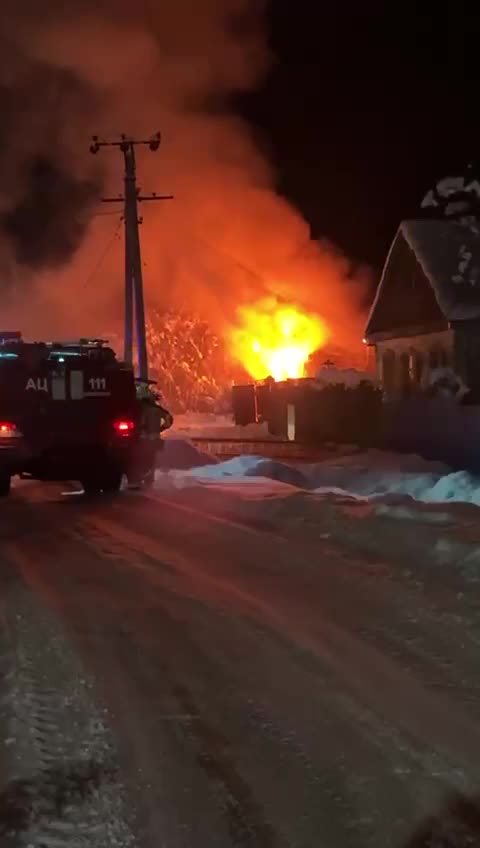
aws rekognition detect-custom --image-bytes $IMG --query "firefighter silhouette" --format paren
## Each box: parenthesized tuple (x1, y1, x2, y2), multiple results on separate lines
(129, 381, 173, 487)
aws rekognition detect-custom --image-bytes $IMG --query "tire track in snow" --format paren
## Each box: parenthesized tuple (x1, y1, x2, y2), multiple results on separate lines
(0, 577, 137, 847)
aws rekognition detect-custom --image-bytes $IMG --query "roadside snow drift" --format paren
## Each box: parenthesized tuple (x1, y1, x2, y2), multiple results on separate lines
(152, 438, 480, 581)
(156, 441, 480, 507)
(157, 437, 218, 470)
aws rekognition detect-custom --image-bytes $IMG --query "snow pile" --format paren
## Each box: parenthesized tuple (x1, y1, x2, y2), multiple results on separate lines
(309, 451, 450, 500)
(453, 242, 478, 286)
(422, 470, 480, 505)
(427, 366, 458, 390)
(176, 455, 308, 489)
(311, 452, 480, 507)
(152, 447, 480, 580)
(421, 174, 480, 217)
(157, 437, 218, 470)
(156, 447, 480, 508)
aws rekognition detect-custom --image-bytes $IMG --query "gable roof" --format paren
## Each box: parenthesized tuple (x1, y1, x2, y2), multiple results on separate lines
(365, 219, 480, 340)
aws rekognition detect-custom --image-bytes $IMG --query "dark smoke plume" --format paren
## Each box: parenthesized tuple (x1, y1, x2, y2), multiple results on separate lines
(4, 156, 98, 267)
(0, 39, 101, 281)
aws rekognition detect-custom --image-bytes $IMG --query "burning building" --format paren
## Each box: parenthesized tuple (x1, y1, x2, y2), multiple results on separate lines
(0, 1, 366, 377)
(228, 296, 329, 382)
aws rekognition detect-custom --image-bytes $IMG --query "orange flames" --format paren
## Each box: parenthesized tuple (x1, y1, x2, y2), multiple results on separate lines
(229, 298, 329, 382)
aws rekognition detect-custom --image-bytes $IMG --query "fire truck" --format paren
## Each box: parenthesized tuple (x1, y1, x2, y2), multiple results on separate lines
(0, 332, 166, 496)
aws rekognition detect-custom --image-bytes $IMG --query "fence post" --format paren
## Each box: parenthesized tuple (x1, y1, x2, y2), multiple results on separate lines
(287, 403, 296, 441)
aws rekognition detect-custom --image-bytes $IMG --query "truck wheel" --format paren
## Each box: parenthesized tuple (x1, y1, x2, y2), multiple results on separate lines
(140, 468, 155, 488)
(0, 473, 11, 497)
(100, 470, 123, 493)
(81, 477, 101, 496)
(82, 470, 122, 495)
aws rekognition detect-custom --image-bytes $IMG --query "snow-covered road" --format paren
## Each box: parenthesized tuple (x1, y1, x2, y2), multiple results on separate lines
(2, 472, 480, 846)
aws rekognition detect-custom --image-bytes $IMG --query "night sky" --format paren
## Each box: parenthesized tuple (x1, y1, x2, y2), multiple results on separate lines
(236, 3, 480, 275)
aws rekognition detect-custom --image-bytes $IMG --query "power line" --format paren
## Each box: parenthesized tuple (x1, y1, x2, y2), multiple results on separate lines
(142, 222, 270, 290)
(92, 209, 124, 218)
(82, 217, 122, 289)
(191, 233, 267, 284)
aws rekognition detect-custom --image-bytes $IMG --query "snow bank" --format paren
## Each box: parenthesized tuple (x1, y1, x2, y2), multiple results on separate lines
(309, 453, 480, 507)
(156, 447, 480, 508)
(152, 447, 480, 581)
(157, 437, 217, 470)
(309, 451, 450, 500)
(180, 455, 308, 489)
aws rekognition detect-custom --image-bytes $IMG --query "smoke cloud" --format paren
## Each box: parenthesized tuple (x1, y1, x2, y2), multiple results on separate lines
(0, 0, 367, 353)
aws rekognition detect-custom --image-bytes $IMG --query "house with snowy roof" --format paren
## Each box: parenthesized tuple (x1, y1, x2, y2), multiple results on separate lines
(364, 218, 480, 398)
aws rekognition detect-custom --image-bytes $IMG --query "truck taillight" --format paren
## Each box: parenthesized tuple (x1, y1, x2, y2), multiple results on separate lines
(0, 422, 20, 438)
(113, 419, 135, 436)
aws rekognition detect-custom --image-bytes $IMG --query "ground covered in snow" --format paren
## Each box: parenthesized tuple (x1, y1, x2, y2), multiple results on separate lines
(0, 579, 136, 846)
(165, 412, 480, 509)
(5, 437, 480, 844)
(154, 437, 480, 585)
(157, 436, 480, 507)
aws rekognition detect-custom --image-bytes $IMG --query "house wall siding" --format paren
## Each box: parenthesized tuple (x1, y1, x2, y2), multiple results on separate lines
(453, 322, 480, 392)
(375, 329, 455, 397)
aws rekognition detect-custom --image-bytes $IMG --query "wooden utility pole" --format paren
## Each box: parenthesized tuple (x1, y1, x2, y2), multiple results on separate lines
(90, 133, 172, 380)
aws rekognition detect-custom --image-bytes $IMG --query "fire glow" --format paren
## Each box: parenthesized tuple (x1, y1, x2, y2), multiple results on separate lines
(230, 298, 329, 382)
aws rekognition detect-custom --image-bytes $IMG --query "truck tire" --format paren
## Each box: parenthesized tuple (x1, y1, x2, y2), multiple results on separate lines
(101, 469, 123, 493)
(81, 469, 122, 495)
(0, 473, 11, 497)
(81, 477, 101, 496)
(142, 468, 155, 488)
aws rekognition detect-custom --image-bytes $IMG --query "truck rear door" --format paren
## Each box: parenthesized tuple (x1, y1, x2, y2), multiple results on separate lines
(45, 362, 138, 447)
(0, 358, 138, 449)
